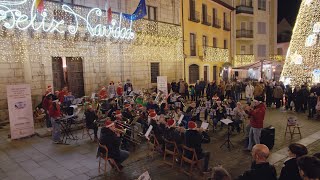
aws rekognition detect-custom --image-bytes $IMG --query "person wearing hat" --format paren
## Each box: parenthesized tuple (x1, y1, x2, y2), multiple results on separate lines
(185, 121, 211, 173)
(246, 100, 266, 151)
(49, 99, 62, 143)
(98, 86, 107, 100)
(116, 82, 123, 96)
(164, 119, 184, 153)
(58, 86, 68, 103)
(124, 79, 133, 96)
(84, 105, 98, 141)
(99, 120, 130, 170)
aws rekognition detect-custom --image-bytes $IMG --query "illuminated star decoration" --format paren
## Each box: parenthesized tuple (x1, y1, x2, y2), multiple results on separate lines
(290, 51, 303, 65)
(305, 0, 313, 6)
(122, 0, 147, 21)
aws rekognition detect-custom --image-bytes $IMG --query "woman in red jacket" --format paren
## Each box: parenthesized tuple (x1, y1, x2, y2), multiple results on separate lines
(49, 100, 62, 143)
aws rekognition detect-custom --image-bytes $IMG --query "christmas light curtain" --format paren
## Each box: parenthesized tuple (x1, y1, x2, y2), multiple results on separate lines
(281, 0, 320, 86)
(123, 0, 147, 21)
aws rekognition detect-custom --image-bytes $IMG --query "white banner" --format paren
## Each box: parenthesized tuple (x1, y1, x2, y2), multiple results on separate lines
(157, 76, 168, 96)
(7, 84, 34, 140)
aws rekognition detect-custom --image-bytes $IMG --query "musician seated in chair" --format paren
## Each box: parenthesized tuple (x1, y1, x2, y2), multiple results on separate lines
(164, 119, 185, 153)
(185, 121, 211, 173)
(84, 105, 98, 141)
(99, 120, 130, 170)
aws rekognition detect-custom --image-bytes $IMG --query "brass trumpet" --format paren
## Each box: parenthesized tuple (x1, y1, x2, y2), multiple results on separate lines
(114, 128, 126, 134)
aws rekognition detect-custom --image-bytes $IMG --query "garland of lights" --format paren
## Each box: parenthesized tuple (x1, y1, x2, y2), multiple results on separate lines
(281, 0, 320, 86)
(234, 54, 254, 67)
(0, 0, 183, 64)
(203, 46, 229, 62)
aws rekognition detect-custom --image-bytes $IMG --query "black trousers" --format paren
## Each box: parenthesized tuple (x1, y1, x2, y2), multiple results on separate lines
(87, 124, 98, 137)
(201, 151, 210, 172)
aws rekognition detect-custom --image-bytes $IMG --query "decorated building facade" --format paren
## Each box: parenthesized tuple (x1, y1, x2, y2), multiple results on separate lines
(0, 0, 183, 123)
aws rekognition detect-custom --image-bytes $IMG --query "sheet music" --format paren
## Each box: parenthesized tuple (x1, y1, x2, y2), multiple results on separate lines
(178, 114, 184, 125)
(220, 118, 233, 125)
(91, 93, 96, 99)
(145, 125, 153, 138)
(201, 122, 209, 130)
(137, 171, 151, 180)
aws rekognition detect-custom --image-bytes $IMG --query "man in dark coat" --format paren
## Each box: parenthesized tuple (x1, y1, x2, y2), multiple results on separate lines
(98, 120, 130, 169)
(185, 121, 210, 173)
(237, 144, 277, 180)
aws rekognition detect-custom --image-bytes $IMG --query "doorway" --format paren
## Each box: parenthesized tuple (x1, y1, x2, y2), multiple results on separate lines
(52, 57, 85, 97)
(189, 64, 199, 84)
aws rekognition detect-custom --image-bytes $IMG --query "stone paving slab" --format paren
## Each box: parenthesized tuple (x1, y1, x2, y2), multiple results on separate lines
(0, 108, 319, 179)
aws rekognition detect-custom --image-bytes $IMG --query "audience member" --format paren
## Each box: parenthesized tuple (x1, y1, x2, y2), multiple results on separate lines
(279, 143, 308, 180)
(297, 156, 320, 180)
(237, 144, 277, 180)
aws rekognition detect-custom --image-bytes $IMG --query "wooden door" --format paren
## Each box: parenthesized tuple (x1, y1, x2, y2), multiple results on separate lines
(66, 57, 85, 97)
(52, 57, 64, 91)
(189, 64, 199, 84)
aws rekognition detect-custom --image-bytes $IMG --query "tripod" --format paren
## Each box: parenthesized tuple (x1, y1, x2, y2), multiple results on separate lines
(220, 123, 234, 150)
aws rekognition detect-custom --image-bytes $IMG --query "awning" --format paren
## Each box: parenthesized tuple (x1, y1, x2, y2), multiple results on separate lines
(233, 60, 283, 70)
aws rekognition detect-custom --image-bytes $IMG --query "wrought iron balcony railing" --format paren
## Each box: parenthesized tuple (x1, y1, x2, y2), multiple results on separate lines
(236, 29, 253, 38)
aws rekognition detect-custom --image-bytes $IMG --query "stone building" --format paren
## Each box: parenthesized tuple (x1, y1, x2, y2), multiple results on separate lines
(0, 0, 183, 123)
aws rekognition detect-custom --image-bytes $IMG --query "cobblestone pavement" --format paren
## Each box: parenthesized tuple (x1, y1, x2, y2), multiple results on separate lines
(0, 107, 320, 180)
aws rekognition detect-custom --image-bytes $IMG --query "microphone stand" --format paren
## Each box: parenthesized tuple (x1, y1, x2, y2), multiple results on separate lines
(220, 122, 234, 150)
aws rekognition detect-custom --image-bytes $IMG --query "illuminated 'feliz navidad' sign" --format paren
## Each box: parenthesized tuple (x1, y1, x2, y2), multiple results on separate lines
(0, 0, 135, 40)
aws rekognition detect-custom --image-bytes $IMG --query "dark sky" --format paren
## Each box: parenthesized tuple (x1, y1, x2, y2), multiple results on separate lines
(278, 0, 302, 25)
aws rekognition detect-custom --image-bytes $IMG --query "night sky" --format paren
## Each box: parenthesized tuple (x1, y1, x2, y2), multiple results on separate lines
(278, 0, 302, 25)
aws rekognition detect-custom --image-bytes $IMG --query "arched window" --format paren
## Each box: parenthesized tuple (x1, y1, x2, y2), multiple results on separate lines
(189, 64, 199, 84)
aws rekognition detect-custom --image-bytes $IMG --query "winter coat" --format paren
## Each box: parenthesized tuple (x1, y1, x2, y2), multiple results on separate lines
(245, 85, 254, 98)
(185, 129, 203, 159)
(273, 86, 284, 99)
(237, 162, 277, 180)
(99, 127, 121, 162)
(279, 158, 302, 180)
(248, 103, 266, 128)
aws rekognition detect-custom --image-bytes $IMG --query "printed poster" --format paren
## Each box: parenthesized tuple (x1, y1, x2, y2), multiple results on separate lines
(157, 76, 168, 96)
(7, 84, 34, 139)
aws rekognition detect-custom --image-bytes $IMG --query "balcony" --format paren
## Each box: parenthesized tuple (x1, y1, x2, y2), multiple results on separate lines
(202, 46, 229, 62)
(223, 21, 231, 31)
(201, 15, 212, 26)
(234, 54, 255, 67)
(212, 18, 221, 28)
(236, 2, 254, 15)
(236, 29, 253, 38)
(188, 11, 200, 23)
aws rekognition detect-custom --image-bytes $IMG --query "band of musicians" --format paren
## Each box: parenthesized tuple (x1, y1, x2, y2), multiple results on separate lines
(36, 78, 320, 179)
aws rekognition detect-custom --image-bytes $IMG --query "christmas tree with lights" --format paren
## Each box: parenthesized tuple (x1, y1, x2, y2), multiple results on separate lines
(281, 0, 320, 86)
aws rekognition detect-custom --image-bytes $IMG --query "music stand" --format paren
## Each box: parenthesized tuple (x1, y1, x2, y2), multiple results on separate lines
(220, 119, 234, 150)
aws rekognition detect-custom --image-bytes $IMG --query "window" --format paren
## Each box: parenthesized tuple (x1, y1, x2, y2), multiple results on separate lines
(258, 22, 266, 34)
(224, 40, 228, 49)
(202, 4, 207, 23)
(189, 0, 196, 19)
(258, 0, 266, 10)
(150, 63, 160, 83)
(250, 45, 254, 54)
(212, 8, 217, 20)
(240, 22, 246, 30)
(202, 35, 207, 47)
(258, 45, 267, 57)
(277, 48, 283, 55)
(190, 33, 196, 56)
(240, 45, 246, 54)
(147, 6, 157, 21)
(213, 38, 217, 48)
